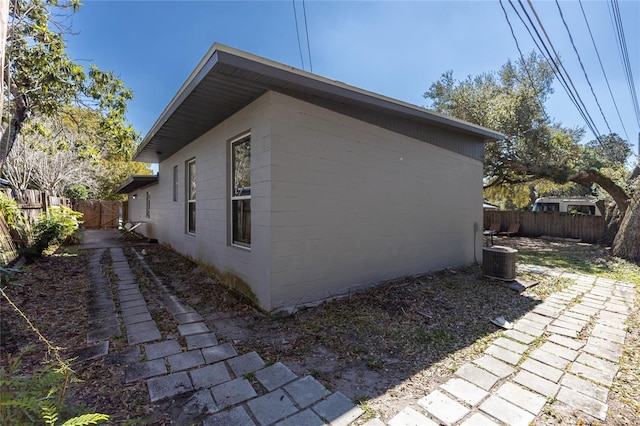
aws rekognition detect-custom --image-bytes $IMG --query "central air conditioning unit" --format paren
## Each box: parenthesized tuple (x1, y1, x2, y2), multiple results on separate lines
(483, 246, 518, 281)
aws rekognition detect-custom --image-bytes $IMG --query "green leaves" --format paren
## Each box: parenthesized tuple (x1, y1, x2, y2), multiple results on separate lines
(2, 0, 139, 168)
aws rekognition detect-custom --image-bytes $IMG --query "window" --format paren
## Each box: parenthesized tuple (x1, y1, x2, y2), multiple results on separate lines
(187, 159, 196, 234)
(145, 192, 151, 218)
(173, 165, 178, 202)
(231, 135, 251, 246)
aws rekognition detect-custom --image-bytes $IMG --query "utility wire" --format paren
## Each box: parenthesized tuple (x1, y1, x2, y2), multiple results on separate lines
(578, 0, 630, 142)
(515, 0, 605, 146)
(499, 0, 549, 123)
(508, 1, 593, 136)
(610, 0, 640, 127)
(525, 0, 604, 142)
(302, 0, 313, 72)
(292, 0, 305, 70)
(555, 0, 612, 135)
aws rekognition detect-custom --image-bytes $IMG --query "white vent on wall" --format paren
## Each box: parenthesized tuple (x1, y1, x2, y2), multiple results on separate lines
(483, 246, 517, 281)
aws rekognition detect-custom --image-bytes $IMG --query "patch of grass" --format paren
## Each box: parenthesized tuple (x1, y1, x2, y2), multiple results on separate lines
(354, 395, 378, 421)
(366, 358, 383, 370)
(415, 328, 453, 348)
(516, 243, 640, 285)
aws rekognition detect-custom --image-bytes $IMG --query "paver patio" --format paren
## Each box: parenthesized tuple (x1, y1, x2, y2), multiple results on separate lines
(80, 230, 634, 425)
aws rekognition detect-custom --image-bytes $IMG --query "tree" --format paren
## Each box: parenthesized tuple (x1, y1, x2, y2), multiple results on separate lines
(2, 109, 151, 198)
(425, 52, 639, 260)
(1, 0, 137, 170)
(3, 116, 97, 195)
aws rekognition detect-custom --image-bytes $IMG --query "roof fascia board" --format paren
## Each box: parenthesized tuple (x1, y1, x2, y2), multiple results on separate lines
(134, 45, 223, 159)
(215, 48, 504, 141)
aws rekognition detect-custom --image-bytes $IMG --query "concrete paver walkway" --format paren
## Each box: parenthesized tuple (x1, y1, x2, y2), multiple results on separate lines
(368, 265, 634, 426)
(80, 230, 363, 425)
(78, 230, 635, 425)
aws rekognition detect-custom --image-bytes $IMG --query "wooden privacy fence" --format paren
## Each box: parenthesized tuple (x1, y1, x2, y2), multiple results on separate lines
(3, 189, 73, 225)
(484, 210, 604, 243)
(74, 200, 121, 229)
(0, 215, 18, 265)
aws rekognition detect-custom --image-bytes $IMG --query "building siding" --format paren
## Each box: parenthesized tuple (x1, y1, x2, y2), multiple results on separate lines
(268, 92, 483, 311)
(127, 92, 274, 310)
(128, 90, 484, 313)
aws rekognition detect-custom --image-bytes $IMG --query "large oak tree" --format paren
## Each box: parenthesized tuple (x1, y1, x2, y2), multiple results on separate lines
(425, 52, 639, 261)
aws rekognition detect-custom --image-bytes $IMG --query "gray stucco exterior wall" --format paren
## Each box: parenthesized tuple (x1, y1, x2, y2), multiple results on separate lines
(126, 91, 484, 312)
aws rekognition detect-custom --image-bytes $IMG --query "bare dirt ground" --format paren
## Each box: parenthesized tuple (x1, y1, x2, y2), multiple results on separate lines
(1, 236, 638, 425)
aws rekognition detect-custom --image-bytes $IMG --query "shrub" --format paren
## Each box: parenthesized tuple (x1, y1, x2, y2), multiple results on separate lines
(0, 193, 23, 229)
(31, 207, 83, 256)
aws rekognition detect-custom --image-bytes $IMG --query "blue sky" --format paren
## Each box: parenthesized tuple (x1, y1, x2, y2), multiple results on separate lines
(64, 0, 640, 159)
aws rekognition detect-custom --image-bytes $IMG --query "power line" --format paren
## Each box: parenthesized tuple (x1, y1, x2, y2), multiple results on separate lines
(609, 0, 640, 128)
(507, 1, 595, 138)
(578, 0, 631, 142)
(511, 0, 605, 146)
(555, 0, 612, 135)
(292, 0, 305, 70)
(302, 0, 313, 72)
(498, 0, 549, 123)
(525, 0, 604, 142)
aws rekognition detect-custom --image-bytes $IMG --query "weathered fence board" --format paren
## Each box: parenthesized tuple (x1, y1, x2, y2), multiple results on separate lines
(0, 215, 18, 265)
(484, 210, 604, 243)
(74, 200, 120, 229)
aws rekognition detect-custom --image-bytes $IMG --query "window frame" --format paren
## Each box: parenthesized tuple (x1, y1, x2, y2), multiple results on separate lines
(173, 165, 178, 202)
(186, 158, 196, 235)
(230, 133, 251, 248)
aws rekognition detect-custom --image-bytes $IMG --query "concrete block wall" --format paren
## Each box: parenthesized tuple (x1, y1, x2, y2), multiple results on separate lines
(268, 92, 484, 311)
(128, 92, 274, 311)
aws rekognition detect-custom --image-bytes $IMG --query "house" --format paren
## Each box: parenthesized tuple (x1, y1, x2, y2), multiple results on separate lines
(117, 44, 503, 313)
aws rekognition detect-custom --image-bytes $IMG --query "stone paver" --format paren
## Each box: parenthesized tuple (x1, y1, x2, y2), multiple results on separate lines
(440, 377, 488, 406)
(493, 337, 528, 354)
(202, 342, 238, 363)
(147, 372, 193, 402)
(473, 355, 515, 378)
(211, 378, 257, 409)
(570, 360, 616, 386)
(418, 390, 469, 425)
(185, 332, 218, 350)
(459, 413, 499, 426)
(479, 395, 535, 426)
(125, 359, 167, 383)
(513, 370, 560, 398)
(520, 358, 564, 383)
(455, 363, 500, 390)
(204, 406, 255, 426)
(276, 409, 325, 426)
(227, 351, 265, 377)
(284, 376, 331, 408)
(546, 333, 584, 350)
(145, 340, 182, 360)
(556, 386, 608, 421)
(189, 362, 231, 389)
(248, 389, 298, 426)
(503, 329, 536, 344)
(561, 373, 609, 402)
(168, 350, 205, 372)
(312, 392, 364, 426)
(529, 348, 571, 370)
(255, 362, 297, 392)
(485, 344, 521, 365)
(388, 407, 438, 426)
(496, 382, 547, 414)
(182, 389, 218, 417)
(539, 341, 579, 361)
(177, 322, 210, 336)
